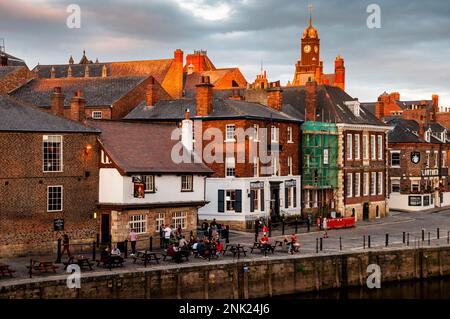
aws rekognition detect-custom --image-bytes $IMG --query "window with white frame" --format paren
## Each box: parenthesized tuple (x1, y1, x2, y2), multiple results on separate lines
(92, 111, 103, 119)
(377, 135, 383, 160)
(172, 212, 187, 229)
(226, 156, 235, 177)
(391, 151, 400, 167)
(304, 190, 311, 208)
(287, 156, 293, 175)
(354, 134, 360, 160)
(226, 124, 235, 141)
(43, 135, 63, 172)
(101, 150, 112, 164)
(346, 173, 353, 198)
(377, 172, 383, 195)
(47, 186, 63, 212)
(370, 172, 376, 195)
(251, 189, 260, 211)
(346, 134, 352, 160)
(226, 190, 237, 212)
(129, 215, 147, 234)
(253, 124, 259, 142)
(272, 155, 279, 176)
(363, 172, 369, 196)
(142, 175, 155, 192)
(426, 151, 430, 168)
(155, 213, 165, 232)
(442, 151, 447, 168)
(253, 157, 259, 177)
(391, 180, 400, 193)
(181, 175, 193, 191)
(323, 149, 329, 165)
(287, 127, 293, 143)
(425, 131, 431, 142)
(434, 151, 439, 168)
(363, 135, 369, 160)
(371, 135, 376, 160)
(411, 180, 420, 192)
(287, 186, 294, 207)
(271, 126, 279, 143)
(355, 173, 361, 197)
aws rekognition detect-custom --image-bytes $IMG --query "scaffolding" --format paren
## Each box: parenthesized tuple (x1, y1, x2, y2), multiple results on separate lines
(301, 121, 338, 217)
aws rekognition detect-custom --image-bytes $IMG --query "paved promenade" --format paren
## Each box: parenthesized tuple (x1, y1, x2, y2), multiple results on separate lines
(1, 209, 450, 285)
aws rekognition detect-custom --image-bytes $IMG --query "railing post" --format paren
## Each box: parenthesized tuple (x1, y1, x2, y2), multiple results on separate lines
(92, 241, 96, 261)
(407, 233, 410, 246)
(55, 238, 62, 263)
(428, 232, 431, 246)
(363, 235, 366, 249)
(282, 220, 285, 236)
(96, 234, 100, 247)
(403, 232, 406, 244)
(124, 240, 128, 259)
(316, 238, 319, 253)
(149, 236, 153, 252)
(339, 237, 342, 251)
(448, 231, 450, 244)
(422, 229, 425, 242)
(368, 235, 371, 249)
(320, 238, 323, 251)
(295, 221, 298, 234)
(307, 219, 310, 232)
(437, 228, 440, 240)
(385, 234, 389, 247)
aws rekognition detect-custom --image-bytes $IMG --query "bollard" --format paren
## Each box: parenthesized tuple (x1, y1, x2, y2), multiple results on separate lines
(403, 232, 406, 244)
(55, 238, 62, 263)
(307, 220, 310, 233)
(96, 234, 100, 247)
(295, 221, 298, 234)
(437, 228, 440, 240)
(339, 237, 342, 251)
(407, 233, 410, 246)
(385, 234, 389, 247)
(282, 220, 285, 235)
(320, 238, 323, 251)
(428, 232, 431, 246)
(316, 238, 319, 253)
(368, 235, 371, 248)
(447, 231, 449, 244)
(29, 259, 32, 279)
(422, 229, 425, 242)
(92, 241, 96, 261)
(124, 240, 128, 259)
(149, 236, 153, 252)
(363, 235, 366, 249)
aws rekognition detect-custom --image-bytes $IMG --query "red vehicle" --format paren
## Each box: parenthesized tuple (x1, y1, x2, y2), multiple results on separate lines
(326, 217, 356, 230)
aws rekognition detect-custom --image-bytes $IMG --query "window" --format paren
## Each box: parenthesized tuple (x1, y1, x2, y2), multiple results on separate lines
(354, 134, 360, 160)
(377, 172, 383, 195)
(363, 172, 369, 196)
(253, 124, 259, 142)
(363, 135, 369, 160)
(323, 149, 329, 165)
(172, 212, 187, 229)
(287, 156, 293, 175)
(346, 134, 352, 160)
(101, 150, 112, 164)
(425, 131, 431, 142)
(92, 111, 102, 119)
(411, 180, 420, 192)
(346, 173, 353, 198)
(304, 190, 311, 208)
(226, 190, 237, 212)
(43, 135, 63, 172)
(442, 151, 447, 168)
(391, 180, 400, 193)
(181, 175, 193, 191)
(226, 124, 235, 141)
(371, 135, 376, 160)
(253, 157, 259, 177)
(377, 135, 383, 160)
(355, 173, 361, 197)
(155, 213, 165, 232)
(287, 127, 293, 143)
(251, 189, 260, 211)
(287, 187, 294, 207)
(129, 215, 147, 234)
(426, 151, 430, 168)
(434, 151, 439, 168)
(143, 175, 155, 193)
(391, 151, 400, 167)
(226, 156, 235, 177)
(272, 155, 279, 176)
(47, 186, 63, 212)
(370, 172, 376, 195)
(271, 126, 279, 142)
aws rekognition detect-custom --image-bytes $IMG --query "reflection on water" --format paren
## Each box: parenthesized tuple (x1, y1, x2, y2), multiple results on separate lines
(277, 277, 450, 299)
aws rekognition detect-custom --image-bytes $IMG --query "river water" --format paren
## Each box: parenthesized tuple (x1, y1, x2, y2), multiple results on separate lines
(276, 277, 450, 299)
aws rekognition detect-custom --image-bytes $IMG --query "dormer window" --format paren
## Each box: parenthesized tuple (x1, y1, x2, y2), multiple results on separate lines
(425, 130, 431, 142)
(344, 100, 360, 117)
(442, 130, 447, 142)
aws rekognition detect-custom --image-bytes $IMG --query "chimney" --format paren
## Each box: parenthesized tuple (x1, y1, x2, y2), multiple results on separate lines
(196, 76, 214, 116)
(173, 49, 184, 98)
(375, 98, 385, 119)
(50, 87, 65, 116)
(267, 81, 283, 111)
(305, 80, 318, 121)
(70, 90, 86, 122)
(432, 94, 439, 121)
(1, 54, 8, 66)
(181, 109, 193, 152)
(146, 77, 158, 107)
(334, 55, 345, 91)
(418, 121, 426, 140)
(102, 65, 107, 77)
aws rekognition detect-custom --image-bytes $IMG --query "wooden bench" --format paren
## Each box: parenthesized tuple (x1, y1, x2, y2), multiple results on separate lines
(26, 260, 58, 274)
(132, 251, 160, 267)
(0, 264, 16, 278)
(162, 250, 190, 263)
(97, 255, 125, 270)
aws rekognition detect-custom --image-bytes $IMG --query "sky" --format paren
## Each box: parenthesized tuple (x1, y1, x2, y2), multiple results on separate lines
(1, 0, 450, 105)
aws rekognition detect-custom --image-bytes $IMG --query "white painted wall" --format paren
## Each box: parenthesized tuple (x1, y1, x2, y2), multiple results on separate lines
(388, 193, 434, 211)
(99, 168, 205, 204)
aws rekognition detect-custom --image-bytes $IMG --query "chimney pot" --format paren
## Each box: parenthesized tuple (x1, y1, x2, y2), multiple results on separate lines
(51, 87, 65, 116)
(196, 76, 214, 116)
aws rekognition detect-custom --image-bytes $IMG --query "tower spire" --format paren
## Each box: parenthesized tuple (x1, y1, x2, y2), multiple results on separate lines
(308, 3, 313, 26)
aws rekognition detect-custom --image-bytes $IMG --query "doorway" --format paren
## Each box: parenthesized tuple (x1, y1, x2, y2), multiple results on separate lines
(270, 183, 281, 222)
(101, 213, 111, 244)
(363, 202, 369, 221)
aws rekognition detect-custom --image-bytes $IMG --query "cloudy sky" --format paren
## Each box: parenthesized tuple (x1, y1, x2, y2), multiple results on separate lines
(1, 0, 449, 105)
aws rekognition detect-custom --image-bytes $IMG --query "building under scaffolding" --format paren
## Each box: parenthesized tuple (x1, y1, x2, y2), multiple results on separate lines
(301, 121, 338, 217)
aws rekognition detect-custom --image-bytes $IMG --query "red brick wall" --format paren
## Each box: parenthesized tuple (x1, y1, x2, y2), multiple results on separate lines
(0, 132, 100, 256)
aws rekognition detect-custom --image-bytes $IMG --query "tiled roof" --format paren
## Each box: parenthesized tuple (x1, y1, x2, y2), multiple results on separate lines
(282, 85, 385, 126)
(0, 66, 23, 78)
(387, 118, 446, 144)
(87, 120, 212, 175)
(125, 97, 300, 123)
(34, 63, 107, 78)
(10, 76, 147, 108)
(0, 93, 99, 133)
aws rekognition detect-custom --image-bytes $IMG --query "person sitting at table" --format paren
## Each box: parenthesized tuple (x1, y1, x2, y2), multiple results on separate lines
(215, 240, 223, 257)
(196, 240, 206, 259)
(260, 234, 270, 256)
(111, 245, 121, 256)
(288, 233, 298, 255)
(179, 236, 189, 250)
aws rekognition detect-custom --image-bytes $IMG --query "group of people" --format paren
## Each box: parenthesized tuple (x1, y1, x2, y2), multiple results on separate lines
(316, 217, 329, 238)
(201, 219, 229, 241)
(159, 224, 185, 249)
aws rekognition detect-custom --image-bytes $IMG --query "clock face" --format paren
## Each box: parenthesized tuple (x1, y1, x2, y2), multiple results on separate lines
(314, 45, 319, 53)
(303, 45, 311, 53)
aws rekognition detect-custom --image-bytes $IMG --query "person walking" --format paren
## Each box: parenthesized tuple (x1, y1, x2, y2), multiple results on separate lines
(61, 234, 71, 258)
(323, 217, 329, 238)
(128, 229, 137, 256)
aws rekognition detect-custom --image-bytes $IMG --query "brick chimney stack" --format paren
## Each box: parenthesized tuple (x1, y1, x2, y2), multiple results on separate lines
(173, 49, 184, 99)
(334, 55, 345, 91)
(305, 80, 318, 122)
(267, 81, 283, 111)
(196, 75, 214, 116)
(432, 94, 439, 121)
(50, 87, 65, 117)
(146, 77, 158, 108)
(70, 90, 86, 122)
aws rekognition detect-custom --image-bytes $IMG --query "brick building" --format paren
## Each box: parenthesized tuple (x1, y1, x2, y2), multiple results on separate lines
(125, 77, 302, 230)
(87, 120, 211, 245)
(0, 94, 100, 257)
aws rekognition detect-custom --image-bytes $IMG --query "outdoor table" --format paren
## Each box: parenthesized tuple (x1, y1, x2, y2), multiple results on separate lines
(224, 244, 247, 257)
(27, 260, 58, 274)
(64, 256, 94, 270)
(133, 251, 160, 267)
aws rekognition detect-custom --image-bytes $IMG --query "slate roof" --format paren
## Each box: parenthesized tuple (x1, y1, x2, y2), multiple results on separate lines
(1, 52, 27, 67)
(10, 76, 147, 108)
(362, 100, 434, 116)
(387, 118, 447, 144)
(34, 63, 108, 78)
(0, 93, 99, 133)
(125, 97, 301, 123)
(282, 85, 385, 126)
(87, 120, 212, 175)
